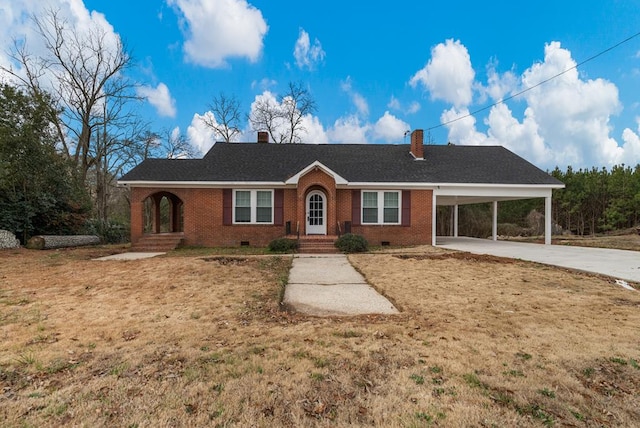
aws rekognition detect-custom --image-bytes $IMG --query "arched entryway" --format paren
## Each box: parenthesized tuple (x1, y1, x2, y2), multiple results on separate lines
(306, 189, 327, 235)
(142, 192, 184, 234)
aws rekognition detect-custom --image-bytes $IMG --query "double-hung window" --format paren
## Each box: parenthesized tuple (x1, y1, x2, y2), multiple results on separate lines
(233, 190, 273, 224)
(361, 191, 401, 224)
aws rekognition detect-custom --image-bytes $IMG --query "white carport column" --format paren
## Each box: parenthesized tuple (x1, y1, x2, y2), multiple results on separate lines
(492, 201, 498, 241)
(432, 191, 437, 246)
(545, 195, 552, 245)
(453, 204, 459, 237)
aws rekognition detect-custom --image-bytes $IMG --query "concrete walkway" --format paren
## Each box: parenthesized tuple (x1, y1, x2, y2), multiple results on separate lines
(284, 254, 399, 316)
(438, 237, 640, 283)
(94, 252, 165, 260)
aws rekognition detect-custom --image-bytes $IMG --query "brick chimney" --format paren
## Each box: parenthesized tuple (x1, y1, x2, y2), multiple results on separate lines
(257, 131, 269, 143)
(410, 129, 424, 160)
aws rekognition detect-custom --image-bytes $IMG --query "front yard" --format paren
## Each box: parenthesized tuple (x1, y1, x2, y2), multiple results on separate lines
(1, 245, 639, 426)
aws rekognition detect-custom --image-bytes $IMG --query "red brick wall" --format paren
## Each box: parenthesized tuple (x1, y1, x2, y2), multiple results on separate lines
(129, 185, 433, 248)
(336, 189, 433, 246)
(130, 187, 297, 247)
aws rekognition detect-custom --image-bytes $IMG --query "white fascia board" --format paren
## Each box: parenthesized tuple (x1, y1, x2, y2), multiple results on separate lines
(433, 184, 560, 199)
(117, 180, 286, 188)
(343, 182, 563, 192)
(434, 182, 565, 190)
(284, 161, 348, 185)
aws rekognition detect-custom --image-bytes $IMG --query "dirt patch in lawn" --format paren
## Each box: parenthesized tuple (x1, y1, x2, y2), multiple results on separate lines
(394, 251, 517, 264)
(504, 232, 640, 252)
(1, 246, 639, 427)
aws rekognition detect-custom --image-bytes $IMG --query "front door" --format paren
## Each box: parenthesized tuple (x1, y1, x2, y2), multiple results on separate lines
(306, 191, 326, 235)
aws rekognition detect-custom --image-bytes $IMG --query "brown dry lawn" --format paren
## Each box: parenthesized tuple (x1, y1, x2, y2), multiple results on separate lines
(1, 242, 639, 427)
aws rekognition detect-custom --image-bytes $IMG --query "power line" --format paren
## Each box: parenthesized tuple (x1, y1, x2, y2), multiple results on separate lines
(427, 30, 640, 131)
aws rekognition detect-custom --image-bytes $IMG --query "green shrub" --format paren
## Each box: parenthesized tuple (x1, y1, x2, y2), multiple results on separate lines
(268, 238, 297, 253)
(334, 233, 368, 253)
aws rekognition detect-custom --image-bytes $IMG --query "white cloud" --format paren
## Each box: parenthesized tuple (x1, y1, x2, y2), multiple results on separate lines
(352, 93, 369, 117)
(407, 102, 421, 114)
(373, 111, 410, 142)
(387, 96, 401, 110)
(137, 83, 177, 117)
(251, 78, 277, 90)
(481, 62, 518, 102)
(341, 76, 369, 116)
(485, 104, 549, 163)
(168, 0, 268, 68)
(187, 112, 218, 154)
(327, 115, 369, 144)
(441, 107, 487, 146)
(621, 118, 640, 165)
(419, 39, 635, 168)
(293, 28, 325, 70)
(387, 96, 421, 114)
(300, 114, 329, 144)
(517, 42, 623, 167)
(410, 39, 475, 108)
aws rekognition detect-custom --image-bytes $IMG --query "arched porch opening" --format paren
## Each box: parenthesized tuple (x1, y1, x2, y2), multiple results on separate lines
(142, 192, 184, 234)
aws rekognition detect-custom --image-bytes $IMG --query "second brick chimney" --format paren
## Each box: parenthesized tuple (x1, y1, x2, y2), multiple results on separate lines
(257, 131, 269, 143)
(410, 129, 424, 160)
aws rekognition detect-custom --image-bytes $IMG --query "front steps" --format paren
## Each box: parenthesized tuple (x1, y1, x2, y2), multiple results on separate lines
(296, 235, 339, 254)
(131, 233, 184, 252)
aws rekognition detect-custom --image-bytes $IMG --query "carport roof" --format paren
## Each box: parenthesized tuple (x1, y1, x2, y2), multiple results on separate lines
(120, 143, 563, 187)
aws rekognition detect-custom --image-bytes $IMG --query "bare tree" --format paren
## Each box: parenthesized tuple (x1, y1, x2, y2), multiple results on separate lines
(0, 8, 156, 224)
(1, 8, 138, 182)
(201, 92, 242, 143)
(92, 99, 150, 222)
(249, 92, 285, 143)
(156, 128, 198, 159)
(249, 81, 317, 143)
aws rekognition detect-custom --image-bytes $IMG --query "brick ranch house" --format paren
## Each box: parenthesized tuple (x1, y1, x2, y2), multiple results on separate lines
(118, 130, 564, 251)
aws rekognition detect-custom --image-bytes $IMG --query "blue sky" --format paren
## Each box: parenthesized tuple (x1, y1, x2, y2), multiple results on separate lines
(2, 0, 640, 169)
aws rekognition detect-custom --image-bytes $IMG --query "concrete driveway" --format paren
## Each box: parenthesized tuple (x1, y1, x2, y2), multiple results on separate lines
(437, 237, 640, 283)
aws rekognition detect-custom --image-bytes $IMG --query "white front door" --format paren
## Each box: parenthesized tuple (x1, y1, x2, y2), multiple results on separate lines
(306, 191, 326, 235)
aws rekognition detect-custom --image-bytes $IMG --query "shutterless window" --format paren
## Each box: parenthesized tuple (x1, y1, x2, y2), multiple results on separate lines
(233, 190, 273, 224)
(361, 191, 401, 224)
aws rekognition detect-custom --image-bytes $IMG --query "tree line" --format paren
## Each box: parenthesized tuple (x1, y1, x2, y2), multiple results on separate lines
(550, 165, 640, 235)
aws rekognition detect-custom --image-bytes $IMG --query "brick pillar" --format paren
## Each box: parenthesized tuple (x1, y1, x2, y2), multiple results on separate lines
(130, 198, 143, 243)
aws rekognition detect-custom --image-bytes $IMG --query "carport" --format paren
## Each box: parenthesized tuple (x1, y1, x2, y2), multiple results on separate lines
(431, 183, 564, 246)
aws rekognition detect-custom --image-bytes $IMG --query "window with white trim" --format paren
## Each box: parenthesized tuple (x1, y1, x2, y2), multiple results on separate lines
(233, 190, 273, 224)
(361, 191, 401, 224)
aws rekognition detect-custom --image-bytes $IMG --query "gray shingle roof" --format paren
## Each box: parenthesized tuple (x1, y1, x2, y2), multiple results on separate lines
(119, 143, 562, 186)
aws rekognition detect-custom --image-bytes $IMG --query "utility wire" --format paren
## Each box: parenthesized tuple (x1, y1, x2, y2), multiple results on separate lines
(428, 30, 640, 131)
